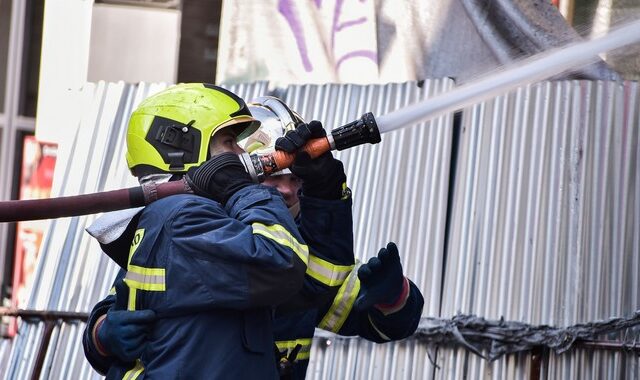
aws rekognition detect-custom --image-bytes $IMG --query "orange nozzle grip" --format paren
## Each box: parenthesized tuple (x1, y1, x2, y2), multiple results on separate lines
(271, 137, 332, 172)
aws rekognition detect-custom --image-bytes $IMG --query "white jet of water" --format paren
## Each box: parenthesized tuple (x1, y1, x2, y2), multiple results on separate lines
(376, 19, 640, 134)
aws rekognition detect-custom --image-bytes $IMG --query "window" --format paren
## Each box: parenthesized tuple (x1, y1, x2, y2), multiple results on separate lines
(18, 0, 44, 117)
(0, 0, 13, 113)
(0, 0, 42, 307)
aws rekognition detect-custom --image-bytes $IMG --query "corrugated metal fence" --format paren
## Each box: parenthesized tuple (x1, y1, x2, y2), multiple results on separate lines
(1, 79, 638, 379)
(440, 80, 640, 379)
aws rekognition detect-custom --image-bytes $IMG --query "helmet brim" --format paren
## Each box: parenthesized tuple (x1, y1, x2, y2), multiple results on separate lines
(216, 116, 261, 142)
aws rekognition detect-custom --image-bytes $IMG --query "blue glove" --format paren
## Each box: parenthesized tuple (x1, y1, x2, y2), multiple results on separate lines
(95, 308, 156, 362)
(355, 242, 407, 311)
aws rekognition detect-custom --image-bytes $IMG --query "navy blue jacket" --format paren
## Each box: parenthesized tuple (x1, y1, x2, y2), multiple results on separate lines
(85, 184, 307, 379)
(272, 195, 424, 379)
(84, 192, 424, 379)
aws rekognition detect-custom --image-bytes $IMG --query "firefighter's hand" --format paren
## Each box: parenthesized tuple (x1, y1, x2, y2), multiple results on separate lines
(94, 308, 156, 362)
(185, 152, 255, 204)
(275, 121, 347, 200)
(274, 120, 327, 153)
(355, 242, 409, 313)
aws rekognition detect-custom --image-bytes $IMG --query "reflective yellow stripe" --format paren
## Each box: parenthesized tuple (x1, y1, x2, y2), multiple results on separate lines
(127, 287, 137, 311)
(275, 338, 312, 361)
(125, 265, 166, 291)
(306, 256, 353, 287)
(122, 359, 144, 380)
(124, 265, 166, 311)
(340, 182, 350, 200)
(251, 223, 309, 265)
(318, 263, 361, 333)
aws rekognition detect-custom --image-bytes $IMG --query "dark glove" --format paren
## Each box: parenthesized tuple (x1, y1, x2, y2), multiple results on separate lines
(274, 120, 327, 152)
(95, 308, 156, 362)
(185, 152, 254, 204)
(275, 121, 347, 200)
(355, 242, 407, 312)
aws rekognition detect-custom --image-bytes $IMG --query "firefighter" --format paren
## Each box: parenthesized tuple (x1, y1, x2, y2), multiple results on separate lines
(254, 98, 424, 378)
(84, 96, 424, 379)
(83, 84, 309, 379)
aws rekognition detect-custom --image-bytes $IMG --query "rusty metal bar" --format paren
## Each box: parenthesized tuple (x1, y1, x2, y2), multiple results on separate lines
(529, 347, 545, 380)
(575, 339, 640, 352)
(0, 307, 88, 322)
(30, 321, 55, 380)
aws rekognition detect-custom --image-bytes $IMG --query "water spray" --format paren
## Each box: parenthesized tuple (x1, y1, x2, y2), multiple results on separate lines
(1, 19, 640, 223)
(375, 19, 640, 133)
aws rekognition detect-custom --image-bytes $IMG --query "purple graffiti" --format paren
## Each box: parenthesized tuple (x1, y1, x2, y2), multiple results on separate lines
(278, 0, 313, 72)
(278, 0, 377, 73)
(331, 0, 376, 66)
(336, 16, 367, 32)
(336, 50, 378, 69)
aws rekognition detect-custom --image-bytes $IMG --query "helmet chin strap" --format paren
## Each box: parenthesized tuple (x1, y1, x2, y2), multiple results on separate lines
(288, 202, 300, 219)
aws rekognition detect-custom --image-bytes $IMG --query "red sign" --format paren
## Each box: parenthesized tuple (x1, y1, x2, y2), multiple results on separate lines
(9, 136, 57, 336)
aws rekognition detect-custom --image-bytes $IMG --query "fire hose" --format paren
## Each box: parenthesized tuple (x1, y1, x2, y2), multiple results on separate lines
(2, 19, 640, 223)
(0, 113, 380, 223)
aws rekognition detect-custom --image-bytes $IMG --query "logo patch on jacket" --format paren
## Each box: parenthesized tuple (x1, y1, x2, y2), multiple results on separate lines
(129, 228, 145, 264)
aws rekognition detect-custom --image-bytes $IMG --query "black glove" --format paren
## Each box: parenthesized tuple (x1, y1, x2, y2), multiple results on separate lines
(355, 242, 407, 312)
(274, 120, 327, 152)
(275, 121, 347, 200)
(185, 152, 254, 204)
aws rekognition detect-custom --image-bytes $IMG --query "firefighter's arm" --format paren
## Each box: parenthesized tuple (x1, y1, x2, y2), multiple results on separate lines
(281, 134, 356, 309)
(316, 243, 424, 342)
(83, 295, 117, 375)
(344, 279, 424, 343)
(169, 184, 306, 311)
(83, 270, 156, 373)
(82, 271, 123, 375)
(284, 194, 355, 309)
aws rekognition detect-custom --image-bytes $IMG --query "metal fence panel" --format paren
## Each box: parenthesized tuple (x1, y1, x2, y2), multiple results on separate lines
(2, 79, 639, 379)
(284, 80, 455, 380)
(439, 80, 640, 379)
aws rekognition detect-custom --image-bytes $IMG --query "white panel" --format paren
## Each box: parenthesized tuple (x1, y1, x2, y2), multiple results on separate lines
(36, 0, 93, 145)
(88, 5, 180, 84)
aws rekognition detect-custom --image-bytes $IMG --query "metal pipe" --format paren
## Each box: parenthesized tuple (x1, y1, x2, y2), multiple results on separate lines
(0, 307, 88, 322)
(31, 321, 55, 380)
(575, 339, 640, 352)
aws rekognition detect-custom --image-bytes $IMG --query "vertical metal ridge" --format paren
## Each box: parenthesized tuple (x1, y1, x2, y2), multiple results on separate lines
(4, 79, 638, 379)
(440, 80, 640, 379)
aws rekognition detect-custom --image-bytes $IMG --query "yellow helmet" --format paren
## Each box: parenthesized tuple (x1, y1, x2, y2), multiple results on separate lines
(242, 96, 305, 176)
(126, 83, 260, 176)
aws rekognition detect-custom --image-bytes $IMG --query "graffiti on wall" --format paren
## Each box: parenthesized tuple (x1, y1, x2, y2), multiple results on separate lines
(278, 0, 378, 79)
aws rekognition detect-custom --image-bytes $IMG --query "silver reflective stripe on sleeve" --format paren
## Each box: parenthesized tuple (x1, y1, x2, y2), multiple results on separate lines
(306, 255, 353, 287)
(318, 263, 361, 333)
(252, 222, 309, 265)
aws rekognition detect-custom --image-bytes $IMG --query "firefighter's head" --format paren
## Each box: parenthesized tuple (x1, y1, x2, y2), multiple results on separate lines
(242, 96, 304, 213)
(126, 83, 260, 178)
